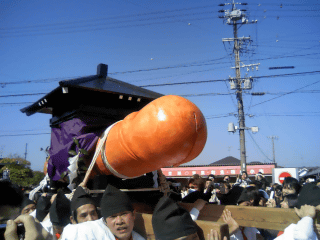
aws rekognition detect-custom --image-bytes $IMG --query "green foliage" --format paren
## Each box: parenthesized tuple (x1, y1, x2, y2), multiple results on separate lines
(30, 171, 45, 186)
(0, 157, 44, 187)
(0, 157, 31, 166)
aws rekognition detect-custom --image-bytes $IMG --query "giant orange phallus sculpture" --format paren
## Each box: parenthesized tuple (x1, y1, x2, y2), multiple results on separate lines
(92, 95, 207, 179)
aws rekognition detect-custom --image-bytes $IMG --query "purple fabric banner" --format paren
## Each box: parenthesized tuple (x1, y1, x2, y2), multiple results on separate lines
(48, 116, 113, 181)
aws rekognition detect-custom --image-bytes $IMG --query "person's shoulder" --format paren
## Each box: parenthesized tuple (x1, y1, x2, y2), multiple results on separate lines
(61, 219, 113, 240)
(132, 230, 146, 240)
(62, 219, 104, 232)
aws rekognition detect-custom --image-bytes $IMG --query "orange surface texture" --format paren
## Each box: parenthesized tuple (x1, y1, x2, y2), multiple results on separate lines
(94, 95, 207, 178)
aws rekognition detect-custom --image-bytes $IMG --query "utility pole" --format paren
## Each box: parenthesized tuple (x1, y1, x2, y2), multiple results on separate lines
(220, 1, 259, 173)
(24, 143, 28, 161)
(267, 136, 278, 164)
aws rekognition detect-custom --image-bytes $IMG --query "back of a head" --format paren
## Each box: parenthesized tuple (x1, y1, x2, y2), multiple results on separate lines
(238, 187, 260, 206)
(296, 183, 320, 208)
(250, 180, 262, 190)
(283, 194, 299, 208)
(50, 191, 71, 227)
(0, 182, 23, 222)
(0, 182, 23, 208)
(152, 196, 198, 240)
(192, 174, 200, 179)
(223, 186, 244, 205)
(36, 195, 51, 222)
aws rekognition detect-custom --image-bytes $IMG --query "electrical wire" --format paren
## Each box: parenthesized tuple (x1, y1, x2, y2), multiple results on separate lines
(0, 5, 218, 31)
(0, 133, 51, 137)
(247, 131, 273, 162)
(249, 79, 320, 108)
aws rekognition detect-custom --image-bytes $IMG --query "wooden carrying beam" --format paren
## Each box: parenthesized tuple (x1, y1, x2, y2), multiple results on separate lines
(134, 213, 230, 240)
(180, 203, 300, 231)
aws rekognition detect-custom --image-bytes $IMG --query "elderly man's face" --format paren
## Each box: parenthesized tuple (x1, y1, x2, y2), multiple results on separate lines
(105, 211, 135, 240)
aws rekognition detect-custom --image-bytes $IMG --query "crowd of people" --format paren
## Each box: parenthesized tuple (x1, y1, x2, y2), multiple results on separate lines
(0, 171, 320, 240)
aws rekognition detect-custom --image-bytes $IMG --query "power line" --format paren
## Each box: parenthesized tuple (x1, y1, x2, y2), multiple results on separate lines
(0, 5, 218, 31)
(0, 102, 33, 106)
(247, 132, 273, 162)
(0, 93, 47, 98)
(250, 79, 320, 108)
(0, 15, 219, 38)
(140, 79, 226, 87)
(0, 133, 51, 137)
(1, 89, 318, 102)
(141, 70, 320, 87)
(0, 76, 78, 86)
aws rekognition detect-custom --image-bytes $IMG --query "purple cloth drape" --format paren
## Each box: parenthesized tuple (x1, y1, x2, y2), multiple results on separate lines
(48, 116, 113, 181)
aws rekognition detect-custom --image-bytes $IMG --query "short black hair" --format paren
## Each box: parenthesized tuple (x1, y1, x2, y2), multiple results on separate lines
(0, 182, 23, 207)
(72, 209, 79, 223)
(283, 194, 298, 208)
(251, 180, 262, 190)
(72, 205, 99, 223)
(283, 177, 301, 194)
(237, 186, 259, 206)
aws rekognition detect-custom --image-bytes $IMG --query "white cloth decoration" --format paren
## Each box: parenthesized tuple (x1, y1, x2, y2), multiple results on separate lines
(28, 173, 49, 201)
(67, 153, 80, 191)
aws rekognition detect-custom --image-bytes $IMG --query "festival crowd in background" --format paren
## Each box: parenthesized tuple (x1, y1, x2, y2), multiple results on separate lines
(0, 171, 320, 240)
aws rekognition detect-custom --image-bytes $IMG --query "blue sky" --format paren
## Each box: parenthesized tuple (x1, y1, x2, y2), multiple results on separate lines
(0, 0, 319, 171)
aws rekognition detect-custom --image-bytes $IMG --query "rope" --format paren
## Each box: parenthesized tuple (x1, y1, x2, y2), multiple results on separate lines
(80, 121, 119, 187)
(100, 137, 138, 179)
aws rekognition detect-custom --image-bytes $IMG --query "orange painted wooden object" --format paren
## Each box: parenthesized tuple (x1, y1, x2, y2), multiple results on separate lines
(93, 95, 207, 178)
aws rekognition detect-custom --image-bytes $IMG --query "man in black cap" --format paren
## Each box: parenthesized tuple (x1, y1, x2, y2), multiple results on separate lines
(70, 186, 99, 224)
(152, 195, 199, 240)
(35, 194, 51, 222)
(49, 191, 71, 239)
(61, 185, 145, 240)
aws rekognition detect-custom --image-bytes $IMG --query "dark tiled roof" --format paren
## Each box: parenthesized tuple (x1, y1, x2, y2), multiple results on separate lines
(209, 156, 240, 165)
(21, 64, 163, 116)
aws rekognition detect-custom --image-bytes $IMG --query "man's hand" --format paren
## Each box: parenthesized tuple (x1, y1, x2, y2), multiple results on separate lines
(5, 214, 52, 240)
(266, 198, 276, 208)
(50, 194, 57, 204)
(193, 199, 207, 211)
(222, 209, 239, 235)
(207, 229, 227, 240)
(294, 205, 316, 219)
